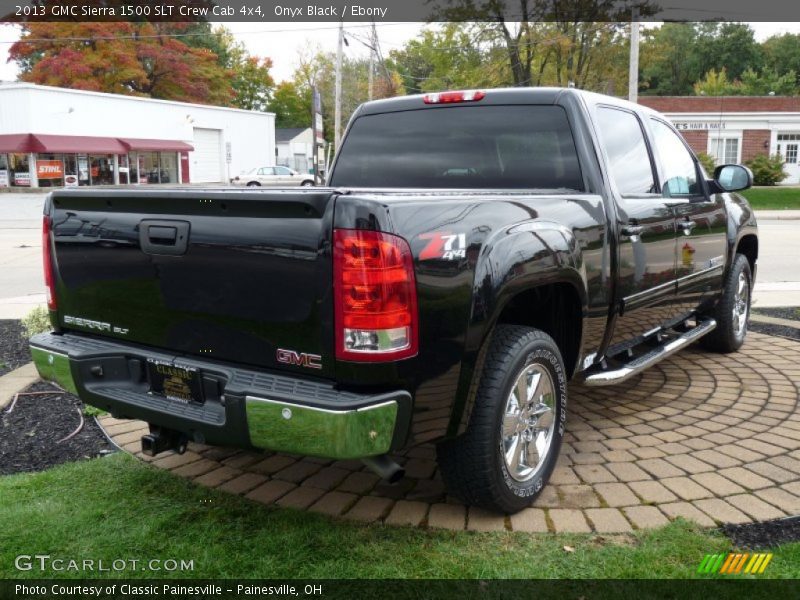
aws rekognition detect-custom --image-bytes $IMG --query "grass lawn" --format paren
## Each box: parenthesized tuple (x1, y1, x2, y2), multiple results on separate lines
(1, 454, 799, 580)
(741, 187, 800, 210)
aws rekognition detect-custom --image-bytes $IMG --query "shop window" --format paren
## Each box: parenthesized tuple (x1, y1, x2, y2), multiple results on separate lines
(89, 155, 114, 185)
(9, 154, 31, 187)
(160, 153, 177, 184)
(710, 137, 739, 165)
(63, 155, 80, 187)
(0, 154, 8, 188)
(36, 153, 65, 188)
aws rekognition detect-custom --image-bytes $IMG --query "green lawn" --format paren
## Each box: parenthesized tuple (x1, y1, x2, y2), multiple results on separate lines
(741, 187, 800, 210)
(1, 454, 799, 580)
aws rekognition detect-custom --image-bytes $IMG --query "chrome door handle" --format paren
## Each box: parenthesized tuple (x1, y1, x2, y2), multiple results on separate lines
(681, 220, 697, 235)
(621, 224, 644, 237)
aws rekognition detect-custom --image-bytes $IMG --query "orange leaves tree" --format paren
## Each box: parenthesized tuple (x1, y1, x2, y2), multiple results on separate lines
(8, 22, 269, 107)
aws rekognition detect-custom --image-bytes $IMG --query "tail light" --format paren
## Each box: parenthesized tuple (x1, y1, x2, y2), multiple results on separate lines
(333, 229, 418, 362)
(42, 215, 57, 310)
(423, 90, 485, 104)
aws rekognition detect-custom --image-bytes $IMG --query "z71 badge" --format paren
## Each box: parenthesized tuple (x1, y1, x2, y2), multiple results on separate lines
(419, 232, 467, 260)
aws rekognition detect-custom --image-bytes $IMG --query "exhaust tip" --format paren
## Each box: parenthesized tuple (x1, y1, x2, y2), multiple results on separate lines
(361, 455, 405, 483)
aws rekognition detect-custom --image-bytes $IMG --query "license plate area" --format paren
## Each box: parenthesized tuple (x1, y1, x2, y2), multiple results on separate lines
(147, 359, 204, 404)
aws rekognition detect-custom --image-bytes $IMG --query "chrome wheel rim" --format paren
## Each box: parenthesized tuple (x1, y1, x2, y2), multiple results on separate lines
(733, 270, 749, 338)
(500, 363, 556, 483)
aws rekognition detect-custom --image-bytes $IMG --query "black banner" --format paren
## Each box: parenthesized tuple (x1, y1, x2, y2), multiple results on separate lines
(1, 579, 796, 600)
(0, 0, 799, 23)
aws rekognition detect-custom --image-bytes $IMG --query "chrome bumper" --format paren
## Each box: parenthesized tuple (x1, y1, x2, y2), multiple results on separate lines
(29, 332, 409, 460)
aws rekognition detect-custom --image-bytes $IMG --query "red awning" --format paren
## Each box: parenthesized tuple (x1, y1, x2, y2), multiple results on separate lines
(0, 134, 192, 154)
(119, 138, 194, 152)
(0, 134, 36, 153)
(29, 134, 127, 154)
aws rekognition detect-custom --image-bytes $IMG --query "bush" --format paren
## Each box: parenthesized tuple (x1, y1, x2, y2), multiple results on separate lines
(745, 153, 788, 186)
(21, 305, 51, 339)
(696, 152, 716, 176)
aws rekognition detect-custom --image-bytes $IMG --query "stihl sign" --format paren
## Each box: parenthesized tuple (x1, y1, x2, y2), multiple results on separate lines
(37, 160, 64, 179)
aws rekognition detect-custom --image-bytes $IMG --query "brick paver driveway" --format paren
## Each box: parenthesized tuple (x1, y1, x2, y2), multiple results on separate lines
(102, 332, 800, 533)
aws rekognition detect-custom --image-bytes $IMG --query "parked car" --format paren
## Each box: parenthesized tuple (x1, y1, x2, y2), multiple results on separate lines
(232, 166, 314, 187)
(31, 88, 757, 513)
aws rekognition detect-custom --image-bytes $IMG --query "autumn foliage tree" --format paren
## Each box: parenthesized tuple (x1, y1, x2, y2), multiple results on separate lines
(9, 22, 274, 108)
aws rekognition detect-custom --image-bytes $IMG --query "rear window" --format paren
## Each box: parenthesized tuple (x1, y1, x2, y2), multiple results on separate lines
(329, 105, 584, 190)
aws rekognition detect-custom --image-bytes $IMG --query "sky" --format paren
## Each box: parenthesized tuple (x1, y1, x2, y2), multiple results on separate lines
(2, 22, 800, 84)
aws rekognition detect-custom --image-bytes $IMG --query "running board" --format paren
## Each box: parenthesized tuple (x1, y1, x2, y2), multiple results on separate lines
(579, 318, 717, 386)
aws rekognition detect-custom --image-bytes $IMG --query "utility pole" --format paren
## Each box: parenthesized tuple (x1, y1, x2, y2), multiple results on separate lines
(334, 20, 344, 150)
(628, 7, 640, 103)
(367, 20, 377, 101)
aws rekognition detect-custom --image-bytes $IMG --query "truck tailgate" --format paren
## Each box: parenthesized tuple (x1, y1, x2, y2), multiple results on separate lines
(48, 189, 336, 378)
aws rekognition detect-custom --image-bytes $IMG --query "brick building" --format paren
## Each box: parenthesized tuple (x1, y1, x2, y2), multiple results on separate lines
(638, 96, 800, 184)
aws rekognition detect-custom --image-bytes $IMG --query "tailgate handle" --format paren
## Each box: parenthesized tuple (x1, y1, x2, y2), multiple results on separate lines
(140, 220, 190, 256)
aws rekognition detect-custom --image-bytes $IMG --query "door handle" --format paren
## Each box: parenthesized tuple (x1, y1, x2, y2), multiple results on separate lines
(621, 224, 644, 238)
(680, 220, 697, 235)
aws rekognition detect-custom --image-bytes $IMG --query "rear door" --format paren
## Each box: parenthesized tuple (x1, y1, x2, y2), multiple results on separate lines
(593, 105, 681, 350)
(648, 118, 727, 312)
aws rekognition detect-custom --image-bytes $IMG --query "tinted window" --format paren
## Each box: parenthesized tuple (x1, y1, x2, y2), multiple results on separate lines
(596, 107, 656, 196)
(330, 105, 583, 190)
(649, 119, 702, 197)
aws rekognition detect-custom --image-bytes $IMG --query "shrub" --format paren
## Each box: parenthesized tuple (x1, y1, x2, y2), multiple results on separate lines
(745, 154, 788, 186)
(696, 152, 716, 176)
(21, 305, 52, 338)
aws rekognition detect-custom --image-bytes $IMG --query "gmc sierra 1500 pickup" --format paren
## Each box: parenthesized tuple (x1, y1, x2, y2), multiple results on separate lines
(30, 88, 758, 513)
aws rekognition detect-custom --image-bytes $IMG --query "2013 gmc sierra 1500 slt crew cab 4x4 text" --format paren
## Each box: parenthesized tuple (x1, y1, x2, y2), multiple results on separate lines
(30, 88, 758, 513)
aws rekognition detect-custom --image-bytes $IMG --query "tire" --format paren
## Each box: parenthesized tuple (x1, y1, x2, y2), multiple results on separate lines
(700, 253, 752, 353)
(301, 180, 314, 187)
(437, 325, 567, 513)
(246, 182, 260, 187)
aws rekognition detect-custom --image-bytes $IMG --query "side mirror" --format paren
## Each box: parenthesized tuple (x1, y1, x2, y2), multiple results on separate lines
(711, 164, 753, 193)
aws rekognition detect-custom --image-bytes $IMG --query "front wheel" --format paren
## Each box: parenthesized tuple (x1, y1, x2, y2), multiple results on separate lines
(246, 181, 260, 187)
(437, 325, 567, 513)
(701, 253, 752, 353)
(301, 180, 315, 187)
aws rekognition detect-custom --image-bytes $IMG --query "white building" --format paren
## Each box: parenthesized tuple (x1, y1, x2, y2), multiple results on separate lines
(275, 127, 314, 174)
(0, 82, 275, 188)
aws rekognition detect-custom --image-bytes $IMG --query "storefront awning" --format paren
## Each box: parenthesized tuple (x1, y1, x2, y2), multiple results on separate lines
(0, 134, 36, 153)
(0, 133, 192, 154)
(119, 138, 194, 152)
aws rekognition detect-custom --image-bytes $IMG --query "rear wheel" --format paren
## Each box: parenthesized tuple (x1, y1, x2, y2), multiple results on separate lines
(701, 253, 752, 353)
(301, 180, 314, 187)
(247, 181, 260, 187)
(437, 325, 567, 513)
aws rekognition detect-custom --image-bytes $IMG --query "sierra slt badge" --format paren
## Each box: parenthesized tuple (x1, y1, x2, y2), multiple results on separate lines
(276, 348, 322, 370)
(63, 315, 129, 335)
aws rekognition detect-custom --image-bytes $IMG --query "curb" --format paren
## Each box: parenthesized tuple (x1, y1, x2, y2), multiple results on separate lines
(753, 211, 800, 221)
(0, 362, 40, 410)
(750, 314, 800, 329)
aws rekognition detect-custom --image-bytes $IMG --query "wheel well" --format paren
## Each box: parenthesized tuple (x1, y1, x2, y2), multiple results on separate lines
(495, 283, 582, 376)
(736, 234, 758, 273)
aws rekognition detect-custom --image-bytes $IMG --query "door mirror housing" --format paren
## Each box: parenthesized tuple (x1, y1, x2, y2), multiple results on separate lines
(710, 164, 753, 193)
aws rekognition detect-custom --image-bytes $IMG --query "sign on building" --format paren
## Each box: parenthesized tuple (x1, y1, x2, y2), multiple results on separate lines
(0, 169, 8, 188)
(225, 141, 232, 164)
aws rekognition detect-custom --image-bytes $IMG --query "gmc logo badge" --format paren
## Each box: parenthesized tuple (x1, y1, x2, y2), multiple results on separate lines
(276, 348, 322, 370)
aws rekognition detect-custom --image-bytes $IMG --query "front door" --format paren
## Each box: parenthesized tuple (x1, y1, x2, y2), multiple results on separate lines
(777, 135, 800, 184)
(648, 118, 728, 313)
(594, 106, 681, 351)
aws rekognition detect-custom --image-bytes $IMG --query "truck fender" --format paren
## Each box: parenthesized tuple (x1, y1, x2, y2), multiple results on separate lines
(447, 219, 589, 437)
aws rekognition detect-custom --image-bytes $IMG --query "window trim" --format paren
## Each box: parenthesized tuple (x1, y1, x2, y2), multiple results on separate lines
(707, 131, 742, 165)
(648, 117, 707, 201)
(594, 104, 661, 199)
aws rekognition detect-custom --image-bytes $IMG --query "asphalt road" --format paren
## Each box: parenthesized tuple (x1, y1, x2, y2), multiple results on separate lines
(0, 192, 798, 318)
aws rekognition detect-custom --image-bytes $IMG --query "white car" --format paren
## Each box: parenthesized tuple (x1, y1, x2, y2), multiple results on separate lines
(233, 166, 315, 187)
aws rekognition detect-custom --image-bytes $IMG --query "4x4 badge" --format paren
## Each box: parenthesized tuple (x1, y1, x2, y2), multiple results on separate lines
(419, 232, 466, 260)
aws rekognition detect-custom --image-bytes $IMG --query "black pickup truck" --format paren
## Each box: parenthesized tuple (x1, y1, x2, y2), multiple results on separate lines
(31, 88, 758, 513)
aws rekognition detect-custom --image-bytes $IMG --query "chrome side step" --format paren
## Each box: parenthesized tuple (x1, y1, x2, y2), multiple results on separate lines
(579, 318, 716, 387)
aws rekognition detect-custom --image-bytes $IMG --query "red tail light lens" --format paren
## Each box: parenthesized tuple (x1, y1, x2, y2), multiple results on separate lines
(333, 229, 418, 362)
(42, 215, 56, 310)
(423, 90, 485, 104)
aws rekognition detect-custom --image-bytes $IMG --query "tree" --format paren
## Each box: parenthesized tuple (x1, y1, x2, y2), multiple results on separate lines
(694, 68, 797, 96)
(432, 0, 648, 89)
(9, 22, 233, 104)
(762, 33, 800, 87)
(693, 69, 736, 96)
(8, 21, 275, 108)
(269, 81, 312, 128)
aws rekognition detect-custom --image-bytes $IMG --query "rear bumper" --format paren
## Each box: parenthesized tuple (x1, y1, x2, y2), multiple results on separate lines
(29, 332, 411, 459)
